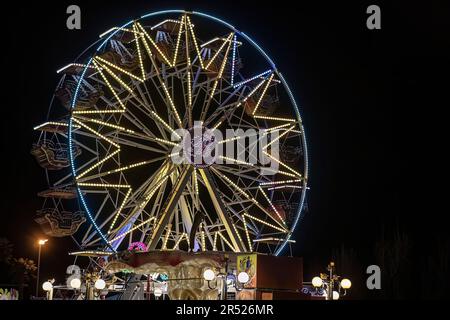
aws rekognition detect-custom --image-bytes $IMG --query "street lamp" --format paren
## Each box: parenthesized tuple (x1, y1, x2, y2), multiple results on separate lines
(36, 239, 48, 297)
(154, 288, 163, 299)
(203, 269, 216, 281)
(312, 276, 323, 288)
(70, 278, 81, 289)
(94, 279, 106, 290)
(42, 279, 54, 300)
(237, 272, 249, 284)
(311, 261, 351, 300)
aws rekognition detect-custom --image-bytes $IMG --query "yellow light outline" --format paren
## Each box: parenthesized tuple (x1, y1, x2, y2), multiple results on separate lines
(242, 215, 253, 252)
(263, 151, 302, 178)
(186, 15, 205, 69)
(108, 188, 132, 233)
(243, 213, 287, 233)
(92, 60, 126, 110)
(217, 231, 236, 252)
(72, 118, 120, 149)
(252, 73, 275, 115)
(258, 186, 286, 226)
(137, 22, 172, 67)
(205, 33, 233, 70)
(95, 56, 143, 82)
(132, 23, 146, 81)
(76, 149, 120, 180)
(172, 16, 185, 66)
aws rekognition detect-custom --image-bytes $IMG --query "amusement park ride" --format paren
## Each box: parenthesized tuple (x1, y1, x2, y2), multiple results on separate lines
(31, 10, 310, 300)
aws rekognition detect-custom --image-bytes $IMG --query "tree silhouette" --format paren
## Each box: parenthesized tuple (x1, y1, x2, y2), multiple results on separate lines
(420, 237, 450, 299)
(0, 238, 37, 299)
(374, 224, 412, 299)
(332, 245, 366, 299)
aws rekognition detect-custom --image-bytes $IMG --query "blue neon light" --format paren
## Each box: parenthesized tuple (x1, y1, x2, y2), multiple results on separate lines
(69, 57, 111, 248)
(274, 72, 309, 256)
(97, 20, 134, 52)
(233, 69, 272, 88)
(230, 34, 237, 86)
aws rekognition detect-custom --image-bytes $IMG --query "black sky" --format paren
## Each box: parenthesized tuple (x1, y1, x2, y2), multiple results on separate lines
(0, 0, 446, 298)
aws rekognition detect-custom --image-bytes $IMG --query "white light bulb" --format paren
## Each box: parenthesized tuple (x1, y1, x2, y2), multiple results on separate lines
(340, 278, 352, 290)
(237, 272, 250, 284)
(154, 288, 162, 297)
(203, 269, 215, 281)
(333, 291, 340, 300)
(42, 281, 53, 291)
(94, 279, 106, 290)
(312, 276, 323, 288)
(70, 278, 81, 289)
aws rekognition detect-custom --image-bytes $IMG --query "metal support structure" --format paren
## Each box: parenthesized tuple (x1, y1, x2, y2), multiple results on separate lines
(199, 169, 245, 252)
(148, 165, 194, 250)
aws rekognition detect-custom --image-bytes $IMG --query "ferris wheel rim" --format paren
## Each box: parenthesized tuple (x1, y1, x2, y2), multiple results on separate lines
(66, 9, 309, 255)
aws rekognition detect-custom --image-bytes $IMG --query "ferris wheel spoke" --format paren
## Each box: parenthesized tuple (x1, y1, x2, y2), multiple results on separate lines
(204, 86, 245, 127)
(124, 98, 179, 141)
(251, 73, 275, 116)
(148, 165, 194, 250)
(94, 62, 135, 94)
(186, 15, 205, 69)
(204, 33, 233, 70)
(172, 15, 184, 66)
(72, 118, 120, 149)
(210, 167, 287, 232)
(217, 155, 303, 179)
(234, 75, 268, 109)
(132, 24, 146, 81)
(107, 162, 174, 243)
(132, 82, 170, 140)
(136, 22, 172, 67)
(136, 22, 183, 128)
(66, 133, 98, 155)
(117, 131, 177, 149)
(200, 33, 234, 122)
(208, 191, 259, 237)
(196, 201, 217, 248)
(111, 136, 171, 154)
(214, 157, 276, 182)
(170, 167, 197, 248)
(183, 14, 194, 127)
(198, 168, 246, 252)
(76, 155, 166, 183)
(139, 182, 167, 244)
(213, 164, 266, 183)
(257, 186, 287, 227)
(94, 55, 143, 83)
(143, 73, 178, 132)
(74, 115, 136, 134)
(53, 157, 96, 187)
(92, 60, 127, 111)
(77, 183, 132, 244)
(262, 150, 302, 178)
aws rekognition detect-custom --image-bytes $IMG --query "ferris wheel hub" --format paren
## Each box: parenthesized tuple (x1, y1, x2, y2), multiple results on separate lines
(185, 123, 216, 168)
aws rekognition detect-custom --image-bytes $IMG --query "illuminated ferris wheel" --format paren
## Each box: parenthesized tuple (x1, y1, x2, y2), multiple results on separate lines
(32, 10, 308, 257)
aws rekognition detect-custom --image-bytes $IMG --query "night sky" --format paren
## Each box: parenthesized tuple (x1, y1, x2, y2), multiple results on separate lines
(0, 0, 446, 299)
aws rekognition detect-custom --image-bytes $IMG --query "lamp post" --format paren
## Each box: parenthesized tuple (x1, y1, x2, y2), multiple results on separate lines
(311, 261, 351, 300)
(36, 239, 48, 297)
(42, 279, 54, 300)
(203, 268, 250, 299)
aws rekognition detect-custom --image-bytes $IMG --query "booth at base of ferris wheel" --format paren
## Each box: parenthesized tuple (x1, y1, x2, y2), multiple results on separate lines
(96, 249, 309, 300)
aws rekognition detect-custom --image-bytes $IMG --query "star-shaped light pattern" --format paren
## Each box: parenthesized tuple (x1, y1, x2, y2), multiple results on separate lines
(64, 13, 307, 254)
